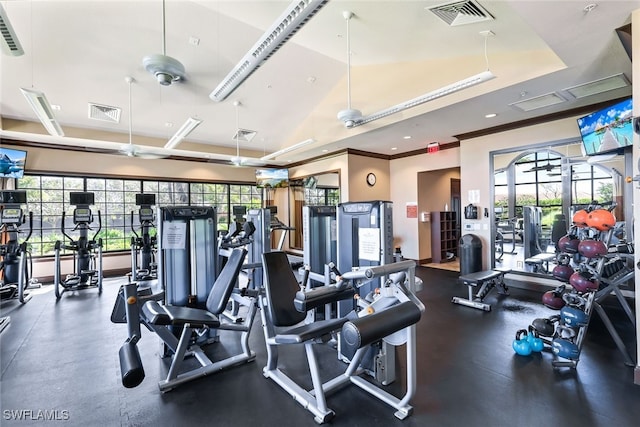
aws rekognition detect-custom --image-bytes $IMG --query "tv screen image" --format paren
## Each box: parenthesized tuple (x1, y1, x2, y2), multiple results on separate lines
(577, 98, 634, 156)
(0, 147, 27, 179)
(256, 168, 289, 188)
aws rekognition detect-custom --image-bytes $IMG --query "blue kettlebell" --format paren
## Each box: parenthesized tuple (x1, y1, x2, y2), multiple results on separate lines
(512, 329, 532, 356)
(527, 325, 544, 352)
(552, 337, 581, 360)
(560, 305, 589, 327)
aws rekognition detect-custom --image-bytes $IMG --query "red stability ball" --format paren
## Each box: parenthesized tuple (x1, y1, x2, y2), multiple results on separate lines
(558, 235, 580, 254)
(552, 265, 574, 282)
(572, 210, 589, 228)
(586, 209, 616, 231)
(578, 239, 608, 258)
(569, 272, 599, 293)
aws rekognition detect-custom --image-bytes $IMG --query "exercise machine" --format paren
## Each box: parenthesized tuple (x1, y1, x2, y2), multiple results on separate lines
(336, 200, 396, 383)
(54, 192, 103, 299)
(130, 193, 157, 281)
(157, 205, 219, 344)
(115, 248, 258, 392)
(260, 251, 424, 423)
(302, 205, 337, 287)
(0, 190, 35, 303)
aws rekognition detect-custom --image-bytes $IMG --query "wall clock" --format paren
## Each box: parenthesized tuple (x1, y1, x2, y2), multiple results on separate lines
(366, 172, 377, 187)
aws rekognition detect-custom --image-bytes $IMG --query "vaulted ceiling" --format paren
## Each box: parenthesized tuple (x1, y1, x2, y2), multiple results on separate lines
(0, 1, 636, 166)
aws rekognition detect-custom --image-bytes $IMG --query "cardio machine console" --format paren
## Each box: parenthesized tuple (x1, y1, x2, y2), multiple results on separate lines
(1, 207, 23, 224)
(74, 207, 92, 223)
(139, 207, 154, 222)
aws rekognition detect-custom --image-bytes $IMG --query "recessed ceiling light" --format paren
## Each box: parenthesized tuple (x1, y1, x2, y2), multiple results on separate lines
(322, 149, 328, 153)
(403, 135, 411, 139)
(391, 147, 398, 151)
(51, 104, 61, 111)
(485, 113, 497, 118)
(165, 122, 174, 128)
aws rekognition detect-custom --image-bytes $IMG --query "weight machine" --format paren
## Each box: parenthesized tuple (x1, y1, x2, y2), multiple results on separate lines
(54, 192, 103, 299)
(130, 193, 157, 281)
(157, 205, 218, 344)
(113, 248, 258, 392)
(260, 251, 424, 423)
(0, 190, 35, 303)
(336, 200, 396, 384)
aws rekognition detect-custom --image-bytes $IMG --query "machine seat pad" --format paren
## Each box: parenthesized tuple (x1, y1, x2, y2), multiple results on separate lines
(274, 318, 348, 344)
(525, 253, 556, 264)
(341, 302, 422, 351)
(459, 270, 503, 285)
(294, 286, 355, 312)
(142, 301, 220, 328)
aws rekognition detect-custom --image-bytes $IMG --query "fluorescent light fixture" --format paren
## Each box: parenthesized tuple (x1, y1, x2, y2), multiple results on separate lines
(260, 138, 315, 161)
(20, 88, 64, 136)
(0, 3, 24, 56)
(164, 117, 202, 149)
(563, 73, 630, 99)
(209, 0, 328, 102)
(509, 92, 566, 112)
(346, 70, 495, 128)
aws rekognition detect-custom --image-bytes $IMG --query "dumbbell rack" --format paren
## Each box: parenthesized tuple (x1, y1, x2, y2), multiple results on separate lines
(551, 290, 595, 369)
(589, 256, 636, 366)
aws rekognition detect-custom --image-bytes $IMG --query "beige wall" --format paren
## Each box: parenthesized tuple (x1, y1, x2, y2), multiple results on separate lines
(389, 147, 460, 260)
(346, 154, 390, 202)
(21, 144, 257, 182)
(459, 118, 583, 269)
(417, 168, 460, 261)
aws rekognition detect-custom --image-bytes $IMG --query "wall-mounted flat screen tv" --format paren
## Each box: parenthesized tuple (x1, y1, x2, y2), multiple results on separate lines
(256, 168, 289, 188)
(577, 98, 633, 156)
(0, 147, 27, 179)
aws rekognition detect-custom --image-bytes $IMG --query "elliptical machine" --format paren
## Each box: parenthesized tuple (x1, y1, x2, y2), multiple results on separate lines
(130, 193, 157, 281)
(54, 192, 103, 299)
(0, 190, 35, 304)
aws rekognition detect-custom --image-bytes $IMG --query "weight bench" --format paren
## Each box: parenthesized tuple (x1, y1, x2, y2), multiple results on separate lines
(452, 267, 510, 311)
(117, 248, 258, 392)
(525, 253, 556, 273)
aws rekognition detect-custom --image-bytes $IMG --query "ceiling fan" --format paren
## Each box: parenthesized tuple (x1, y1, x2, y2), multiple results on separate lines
(336, 11, 495, 129)
(142, 0, 186, 86)
(118, 76, 168, 159)
(523, 159, 561, 173)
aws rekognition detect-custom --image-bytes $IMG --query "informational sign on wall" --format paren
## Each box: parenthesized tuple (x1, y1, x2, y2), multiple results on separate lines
(406, 202, 418, 218)
(468, 189, 480, 204)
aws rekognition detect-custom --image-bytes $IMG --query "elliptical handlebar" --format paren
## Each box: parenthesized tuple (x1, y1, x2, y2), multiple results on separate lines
(60, 211, 74, 243)
(91, 210, 102, 244)
(130, 211, 140, 241)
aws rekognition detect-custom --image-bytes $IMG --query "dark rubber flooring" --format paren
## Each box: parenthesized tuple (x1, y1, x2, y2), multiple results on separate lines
(1, 267, 638, 427)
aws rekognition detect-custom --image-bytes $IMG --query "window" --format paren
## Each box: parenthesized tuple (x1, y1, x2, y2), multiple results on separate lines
(513, 152, 563, 226)
(570, 163, 614, 207)
(304, 187, 340, 206)
(17, 174, 261, 257)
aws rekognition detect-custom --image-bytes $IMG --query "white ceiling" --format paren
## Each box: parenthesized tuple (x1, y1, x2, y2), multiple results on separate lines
(0, 0, 637, 166)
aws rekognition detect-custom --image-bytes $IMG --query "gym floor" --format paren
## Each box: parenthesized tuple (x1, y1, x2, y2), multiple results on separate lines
(1, 267, 638, 427)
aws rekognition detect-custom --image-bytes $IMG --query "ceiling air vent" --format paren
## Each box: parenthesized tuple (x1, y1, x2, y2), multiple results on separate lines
(509, 92, 566, 112)
(427, 1, 494, 26)
(88, 103, 121, 123)
(0, 3, 24, 56)
(233, 128, 257, 143)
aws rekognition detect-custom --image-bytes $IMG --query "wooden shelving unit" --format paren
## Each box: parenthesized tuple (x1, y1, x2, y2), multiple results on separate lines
(431, 211, 458, 263)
